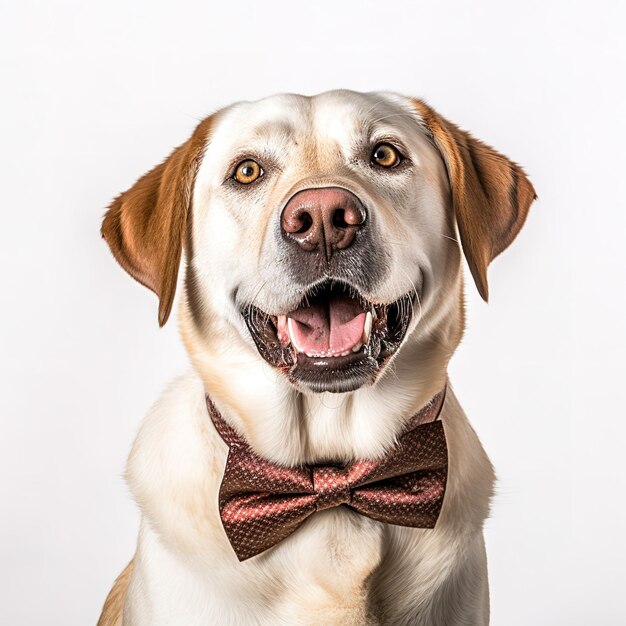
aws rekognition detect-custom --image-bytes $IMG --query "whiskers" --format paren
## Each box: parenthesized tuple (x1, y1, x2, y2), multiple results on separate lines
(381, 230, 460, 248)
(245, 280, 271, 326)
(368, 112, 420, 126)
(399, 267, 423, 328)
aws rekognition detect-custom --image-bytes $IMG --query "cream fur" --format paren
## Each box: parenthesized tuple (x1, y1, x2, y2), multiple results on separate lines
(101, 91, 504, 625)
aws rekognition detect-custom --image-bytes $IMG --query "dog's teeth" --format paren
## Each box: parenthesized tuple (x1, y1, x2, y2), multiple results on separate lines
(362, 311, 373, 345)
(287, 318, 305, 353)
(352, 342, 362, 353)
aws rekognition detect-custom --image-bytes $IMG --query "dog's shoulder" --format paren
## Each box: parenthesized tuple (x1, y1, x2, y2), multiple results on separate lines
(125, 370, 227, 549)
(128, 369, 219, 465)
(135, 370, 208, 436)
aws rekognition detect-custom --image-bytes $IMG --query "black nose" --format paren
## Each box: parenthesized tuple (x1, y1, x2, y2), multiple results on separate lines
(281, 187, 367, 259)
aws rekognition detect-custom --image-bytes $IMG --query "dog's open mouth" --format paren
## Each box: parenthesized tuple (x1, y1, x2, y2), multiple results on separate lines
(243, 280, 414, 392)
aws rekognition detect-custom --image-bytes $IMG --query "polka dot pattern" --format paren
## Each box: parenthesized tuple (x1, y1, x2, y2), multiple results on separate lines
(207, 389, 448, 561)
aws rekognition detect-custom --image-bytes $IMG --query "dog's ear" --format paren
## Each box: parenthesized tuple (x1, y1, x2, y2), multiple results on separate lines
(413, 100, 536, 301)
(102, 117, 213, 326)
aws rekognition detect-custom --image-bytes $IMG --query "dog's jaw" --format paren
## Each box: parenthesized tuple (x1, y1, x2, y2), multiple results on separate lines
(241, 280, 416, 394)
(178, 260, 463, 467)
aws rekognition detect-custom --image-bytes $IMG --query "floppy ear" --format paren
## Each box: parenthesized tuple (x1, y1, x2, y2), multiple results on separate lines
(102, 116, 213, 326)
(413, 100, 536, 301)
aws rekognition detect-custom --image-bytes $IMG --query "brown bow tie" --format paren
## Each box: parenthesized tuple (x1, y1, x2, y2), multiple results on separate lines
(207, 389, 448, 561)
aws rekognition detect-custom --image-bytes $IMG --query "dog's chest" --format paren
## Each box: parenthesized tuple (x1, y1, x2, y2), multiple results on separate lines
(261, 508, 385, 623)
(129, 508, 385, 626)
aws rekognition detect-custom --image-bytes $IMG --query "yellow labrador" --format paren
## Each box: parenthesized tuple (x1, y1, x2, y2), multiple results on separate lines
(98, 91, 535, 625)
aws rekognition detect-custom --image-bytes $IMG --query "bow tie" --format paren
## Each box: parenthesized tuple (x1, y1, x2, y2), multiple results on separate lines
(207, 389, 448, 561)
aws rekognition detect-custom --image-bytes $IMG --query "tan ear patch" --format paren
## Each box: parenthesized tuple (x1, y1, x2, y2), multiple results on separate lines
(413, 100, 536, 300)
(102, 116, 213, 325)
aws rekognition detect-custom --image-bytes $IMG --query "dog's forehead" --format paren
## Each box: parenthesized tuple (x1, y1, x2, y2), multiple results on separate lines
(211, 90, 417, 151)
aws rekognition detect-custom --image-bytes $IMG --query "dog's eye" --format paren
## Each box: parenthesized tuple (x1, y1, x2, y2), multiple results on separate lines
(371, 143, 401, 168)
(234, 159, 263, 184)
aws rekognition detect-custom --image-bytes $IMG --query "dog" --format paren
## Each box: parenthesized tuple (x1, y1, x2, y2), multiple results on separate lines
(98, 90, 535, 625)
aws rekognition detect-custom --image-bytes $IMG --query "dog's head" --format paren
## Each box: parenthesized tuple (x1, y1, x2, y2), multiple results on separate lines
(103, 91, 535, 395)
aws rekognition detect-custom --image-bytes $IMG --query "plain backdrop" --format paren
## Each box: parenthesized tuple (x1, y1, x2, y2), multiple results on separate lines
(1, 1, 625, 624)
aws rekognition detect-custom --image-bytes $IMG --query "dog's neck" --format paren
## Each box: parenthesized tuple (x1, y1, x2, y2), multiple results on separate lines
(180, 284, 462, 466)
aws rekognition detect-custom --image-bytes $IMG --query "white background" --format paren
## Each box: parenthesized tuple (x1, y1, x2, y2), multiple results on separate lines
(1, 1, 624, 624)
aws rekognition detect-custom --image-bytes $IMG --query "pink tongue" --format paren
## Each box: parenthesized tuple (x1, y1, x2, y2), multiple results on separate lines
(286, 296, 366, 356)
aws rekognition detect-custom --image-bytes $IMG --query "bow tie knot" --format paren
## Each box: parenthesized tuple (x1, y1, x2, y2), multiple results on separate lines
(313, 465, 352, 510)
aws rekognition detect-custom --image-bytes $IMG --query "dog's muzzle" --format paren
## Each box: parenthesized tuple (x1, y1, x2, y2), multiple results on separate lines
(241, 187, 416, 393)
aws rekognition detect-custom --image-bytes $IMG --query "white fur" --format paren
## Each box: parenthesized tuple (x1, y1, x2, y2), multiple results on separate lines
(113, 91, 496, 624)
(124, 372, 493, 625)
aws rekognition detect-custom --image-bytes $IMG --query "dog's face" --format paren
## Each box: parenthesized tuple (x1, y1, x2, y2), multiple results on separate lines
(188, 92, 456, 393)
(103, 91, 535, 395)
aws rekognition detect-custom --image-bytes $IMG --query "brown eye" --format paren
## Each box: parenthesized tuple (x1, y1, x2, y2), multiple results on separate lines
(371, 143, 401, 168)
(234, 159, 262, 184)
